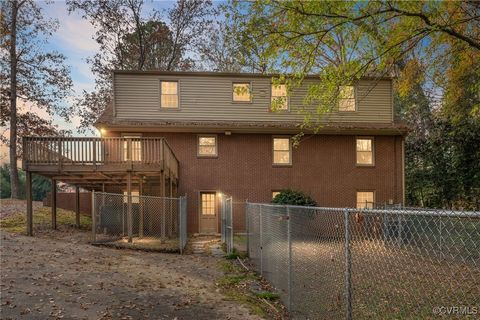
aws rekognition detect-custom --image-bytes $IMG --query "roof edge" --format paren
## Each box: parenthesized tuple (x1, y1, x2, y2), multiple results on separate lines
(113, 70, 394, 81)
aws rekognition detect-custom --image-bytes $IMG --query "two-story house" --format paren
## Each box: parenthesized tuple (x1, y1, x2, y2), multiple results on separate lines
(90, 70, 407, 234)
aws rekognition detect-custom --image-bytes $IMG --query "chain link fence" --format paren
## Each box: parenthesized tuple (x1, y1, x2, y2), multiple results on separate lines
(92, 192, 187, 253)
(246, 203, 480, 319)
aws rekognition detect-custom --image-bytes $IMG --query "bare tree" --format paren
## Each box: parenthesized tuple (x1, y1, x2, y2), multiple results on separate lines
(0, 0, 73, 198)
(68, 0, 213, 131)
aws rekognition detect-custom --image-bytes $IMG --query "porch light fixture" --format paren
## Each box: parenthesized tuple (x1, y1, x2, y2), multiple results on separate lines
(99, 128, 106, 136)
(225, 131, 232, 136)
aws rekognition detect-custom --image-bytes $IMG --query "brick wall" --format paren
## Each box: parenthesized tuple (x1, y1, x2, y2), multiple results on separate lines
(105, 132, 404, 234)
(44, 192, 92, 216)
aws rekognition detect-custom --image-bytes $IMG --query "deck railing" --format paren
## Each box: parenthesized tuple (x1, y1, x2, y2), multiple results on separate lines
(23, 136, 179, 177)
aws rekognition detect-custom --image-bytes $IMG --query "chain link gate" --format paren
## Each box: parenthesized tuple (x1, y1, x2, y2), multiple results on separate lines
(221, 196, 233, 254)
(91, 191, 187, 253)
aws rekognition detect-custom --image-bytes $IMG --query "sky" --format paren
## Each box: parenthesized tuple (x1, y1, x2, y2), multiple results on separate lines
(0, 0, 179, 163)
(39, 0, 176, 133)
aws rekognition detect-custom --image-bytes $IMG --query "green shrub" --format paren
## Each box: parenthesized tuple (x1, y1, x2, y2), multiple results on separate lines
(272, 189, 317, 206)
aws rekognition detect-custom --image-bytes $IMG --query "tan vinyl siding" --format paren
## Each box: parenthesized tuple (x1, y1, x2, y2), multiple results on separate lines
(114, 74, 393, 124)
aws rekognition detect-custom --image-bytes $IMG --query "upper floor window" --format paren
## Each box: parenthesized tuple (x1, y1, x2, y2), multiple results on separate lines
(160, 81, 178, 108)
(338, 85, 356, 112)
(271, 84, 288, 111)
(232, 82, 251, 102)
(356, 137, 374, 165)
(123, 134, 142, 161)
(273, 137, 291, 165)
(357, 191, 374, 209)
(198, 135, 217, 157)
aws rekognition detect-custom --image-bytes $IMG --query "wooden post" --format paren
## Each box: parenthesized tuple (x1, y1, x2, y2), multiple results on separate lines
(169, 175, 173, 237)
(26, 171, 33, 236)
(139, 175, 144, 238)
(92, 190, 96, 242)
(161, 171, 166, 240)
(51, 179, 57, 230)
(75, 186, 80, 228)
(127, 172, 133, 243)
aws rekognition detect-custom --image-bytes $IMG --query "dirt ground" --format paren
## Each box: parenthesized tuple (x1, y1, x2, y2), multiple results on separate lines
(0, 199, 43, 219)
(0, 228, 263, 320)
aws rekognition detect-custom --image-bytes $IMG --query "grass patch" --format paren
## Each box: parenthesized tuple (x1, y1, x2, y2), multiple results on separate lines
(0, 206, 91, 234)
(233, 235, 247, 245)
(225, 247, 248, 260)
(216, 259, 288, 319)
(255, 292, 280, 301)
(218, 261, 243, 273)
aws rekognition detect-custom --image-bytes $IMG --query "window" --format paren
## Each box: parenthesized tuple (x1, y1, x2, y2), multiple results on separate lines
(160, 81, 178, 108)
(273, 137, 291, 165)
(198, 135, 217, 157)
(201, 192, 216, 215)
(123, 191, 140, 204)
(232, 82, 251, 102)
(357, 191, 374, 209)
(271, 84, 288, 110)
(272, 191, 281, 199)
(338, 86, 356, 111)
(356, 137, 374, 165)
(123, 135, 142, 161)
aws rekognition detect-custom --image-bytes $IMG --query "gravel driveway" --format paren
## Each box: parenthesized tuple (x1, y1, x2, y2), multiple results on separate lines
(0, 231, 262, 320)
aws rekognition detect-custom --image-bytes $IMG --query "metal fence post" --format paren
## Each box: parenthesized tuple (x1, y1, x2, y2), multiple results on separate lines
(344, 208, 352, 320)
(221, 195, 225, 243)
(287, 206, 292, 312)
(92, 190, 96, 242)
(246, 201, 249, 257)
(260, 204, 263, 276)
(179, 196, 183, 254)
(439, 216, 443, 259)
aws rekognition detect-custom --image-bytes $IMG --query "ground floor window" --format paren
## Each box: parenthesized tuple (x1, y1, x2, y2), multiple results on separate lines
(198, 135, 217, 157)
(356, 191, 374, 209)
(123, 190, 140, 203)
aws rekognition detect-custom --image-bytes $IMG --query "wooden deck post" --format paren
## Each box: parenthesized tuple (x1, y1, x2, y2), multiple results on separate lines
(169, 174, 173, 237)
(161, 171, 166, 240)
(92, 190, 96, 242)
(75, 186, 80, 228)
(26, 171, 33, 236)
(127, 172, 133, 243)
(139, 175, 144, 238)
(51, 179, 57, 230)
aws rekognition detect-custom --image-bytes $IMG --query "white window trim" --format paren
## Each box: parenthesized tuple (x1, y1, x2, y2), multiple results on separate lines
(338, 85, 357, 112)
(160, 80, 180, 109)
(197, 134, 218, 158)
(272, 136, 292, 166)
(356, 136, 375, 166)
(270, 83, 290, 112)
(232, 81, 252, 103)
(356, 190, 375, 209)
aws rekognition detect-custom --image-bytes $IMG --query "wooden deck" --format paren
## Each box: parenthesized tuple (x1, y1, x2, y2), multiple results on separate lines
(22, 136, 179, 185)
(22, 136, 180, 236)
